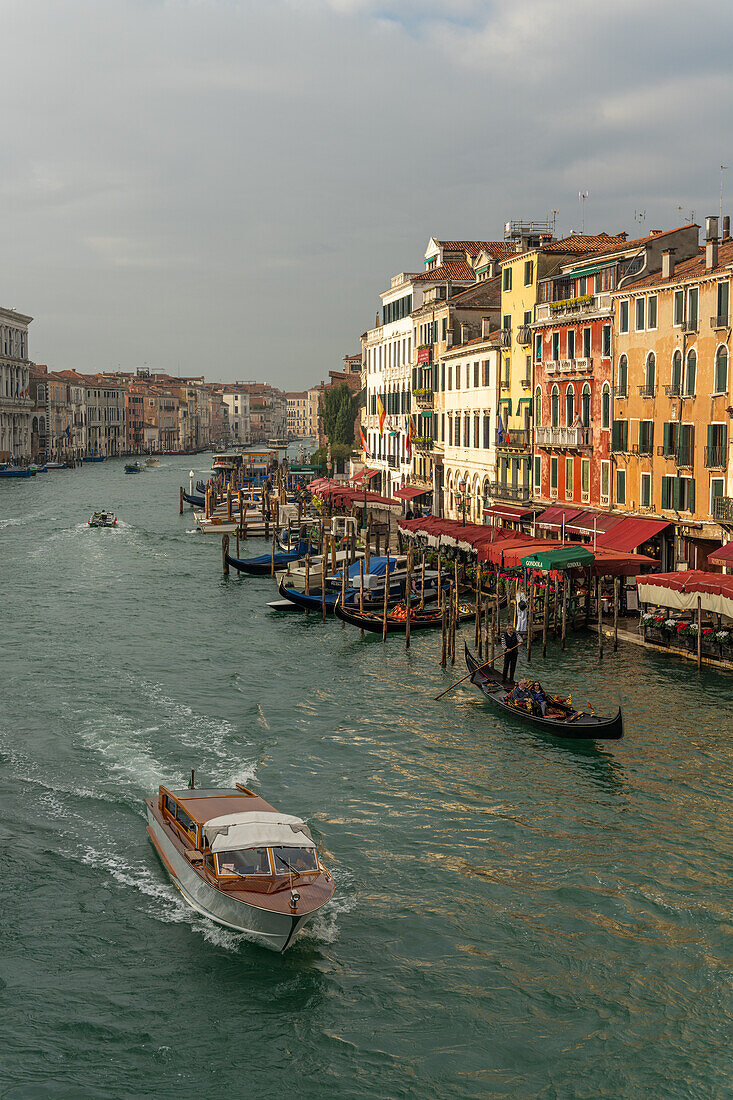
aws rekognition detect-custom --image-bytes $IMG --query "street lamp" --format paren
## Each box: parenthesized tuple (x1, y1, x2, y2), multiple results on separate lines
(457, 477, 468, 527)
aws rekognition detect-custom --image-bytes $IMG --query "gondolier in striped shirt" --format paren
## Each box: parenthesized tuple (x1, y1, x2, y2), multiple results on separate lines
(500, 625, 519, 685)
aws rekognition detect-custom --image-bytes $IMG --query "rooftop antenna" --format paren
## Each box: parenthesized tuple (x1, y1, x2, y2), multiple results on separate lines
(550, 209, 559, 236)
(720, 165, 728, 229)
(578, 191, 589, 233)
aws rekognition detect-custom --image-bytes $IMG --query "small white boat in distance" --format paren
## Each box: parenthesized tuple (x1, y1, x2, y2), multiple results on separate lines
(89, 510, 117, 527)
(145, 782, 334, 951)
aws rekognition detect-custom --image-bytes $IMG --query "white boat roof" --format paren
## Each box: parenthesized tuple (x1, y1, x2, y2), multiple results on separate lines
(203, 811, 315, 852)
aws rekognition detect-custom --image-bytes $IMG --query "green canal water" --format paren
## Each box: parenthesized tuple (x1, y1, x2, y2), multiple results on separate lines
(1, 457, 731, 1099)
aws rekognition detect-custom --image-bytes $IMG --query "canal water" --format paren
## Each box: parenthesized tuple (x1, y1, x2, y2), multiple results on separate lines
(0, 458, 731, 1099)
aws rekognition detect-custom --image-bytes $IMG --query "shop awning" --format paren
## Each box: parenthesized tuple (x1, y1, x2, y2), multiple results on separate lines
(521, 546, 595, 571)
(597, 517, 670, 552)
(483, 504, 536, 521)
(534, 506, 584, 529)
(349, 467, 378, 482)
(393, 485, 430, 501)
(564, 510, 624, 536)
(708, 542, 733, 565)
(636, 571, 733, 618)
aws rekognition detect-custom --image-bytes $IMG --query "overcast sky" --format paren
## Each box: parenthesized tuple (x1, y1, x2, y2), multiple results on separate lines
(4, 0, 733, 387)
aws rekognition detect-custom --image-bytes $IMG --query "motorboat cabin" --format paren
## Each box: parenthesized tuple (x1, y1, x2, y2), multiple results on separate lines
(89, 510, 117, 527)
(145, 783, 334, 951)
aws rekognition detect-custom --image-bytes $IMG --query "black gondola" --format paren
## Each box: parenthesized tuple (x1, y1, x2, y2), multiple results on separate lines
(335, 598, 474, 635)
(463, 644, 623, 740)
(183, 490, 205, 507)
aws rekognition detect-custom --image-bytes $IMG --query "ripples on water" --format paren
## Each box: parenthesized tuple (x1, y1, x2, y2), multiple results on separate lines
(0, 460, 731, 1098)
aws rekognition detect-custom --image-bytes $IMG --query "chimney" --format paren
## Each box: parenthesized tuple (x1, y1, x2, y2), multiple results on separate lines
(460, 323, 470, 344)
(481, 317, 492, 338)
(706, 238, 719, 270)
(724, 215, 730, 239)
(706, 215, 719, 241)
(661, 249, 675, 279)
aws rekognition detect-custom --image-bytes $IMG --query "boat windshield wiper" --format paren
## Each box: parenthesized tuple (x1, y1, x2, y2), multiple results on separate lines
(274, 854, 301, 879)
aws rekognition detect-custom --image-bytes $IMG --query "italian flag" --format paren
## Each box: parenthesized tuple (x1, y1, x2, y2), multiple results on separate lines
(360, 426, 370, 456)
(377, 394, 386, 437)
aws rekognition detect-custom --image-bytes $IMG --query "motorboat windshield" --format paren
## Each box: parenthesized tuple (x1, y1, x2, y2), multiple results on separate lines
(271, 846, 319, 875)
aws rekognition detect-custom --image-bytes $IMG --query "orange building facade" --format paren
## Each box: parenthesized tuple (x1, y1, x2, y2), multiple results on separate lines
(612, 220, 732, 569)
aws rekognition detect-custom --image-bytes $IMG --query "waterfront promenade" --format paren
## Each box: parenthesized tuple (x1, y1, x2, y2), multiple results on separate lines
(0, 457, 731, 1097)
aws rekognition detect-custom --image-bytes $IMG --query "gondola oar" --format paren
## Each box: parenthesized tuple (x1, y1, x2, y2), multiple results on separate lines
(434, 642, 522, 701)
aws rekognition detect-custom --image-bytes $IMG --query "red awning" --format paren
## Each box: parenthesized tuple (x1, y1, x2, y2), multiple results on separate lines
(709, 542, 733, 565)
(349, 468, 379, 482)
(393, 485, 430, 501)
(597, 517, 670, 552)
(564, 511, 625, 536)
(483, 504, 537, 521)
(534, 506, 584, 529)
(636, 570, 733, 617)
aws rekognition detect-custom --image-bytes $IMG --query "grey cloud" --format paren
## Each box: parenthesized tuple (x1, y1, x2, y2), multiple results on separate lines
(3, 0, 733, 384)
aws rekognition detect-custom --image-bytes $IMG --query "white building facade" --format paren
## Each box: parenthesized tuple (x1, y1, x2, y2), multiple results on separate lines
(223, 390, 251, 445)
(0, 307, 33, 462)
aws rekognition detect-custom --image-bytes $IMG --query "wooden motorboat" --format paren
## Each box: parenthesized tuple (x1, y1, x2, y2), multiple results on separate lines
(83, 455, 105, 462)
(145, 782, 334, 952)
(463, 644, 623, 740)
(145, 457, 160, 467)
(335, 597, 474, 634)
(89, 510, 117, 527)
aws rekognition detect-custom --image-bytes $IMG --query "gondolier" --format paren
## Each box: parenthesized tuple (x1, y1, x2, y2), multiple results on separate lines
(500, 625, 519, 684)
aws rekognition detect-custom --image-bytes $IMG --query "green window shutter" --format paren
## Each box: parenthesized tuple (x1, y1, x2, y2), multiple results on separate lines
(688, 479, 695, 513)
(707, 424, 713, 452)
(661, 476, 669, 509)
(612, 421, 620, 451)
(673, 477, 681, 511)
(722, 425, 728, 452)
(663, 422, 671, 455)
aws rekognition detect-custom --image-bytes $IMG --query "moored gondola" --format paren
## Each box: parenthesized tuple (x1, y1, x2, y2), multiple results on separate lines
(182, 489, 205, 507)
(226, 540, 313, 575)
(335, 598, 474, 634)
(463, 644, 623, 740)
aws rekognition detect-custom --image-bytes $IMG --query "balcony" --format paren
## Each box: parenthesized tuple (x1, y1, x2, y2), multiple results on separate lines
(534, 426, 592, 449)
(675, 447, 694, 469)
(682, 316, 699, 333)
(638, 384, 656, 398)
(664, 383, 681, 398)
(705, 445, 726, 469)
(711, 314, 730, 329)
(614, 385, 628, 398)
(535, 292, 612, 325)
(516, 325, 532, 345)
(386, 455, 398, 469)
(657, 445, 675, 459)
(545, 360, 560, 375)
(487, 481, 532, 503)
(499, 328, 512, 347)
(412, 388, 434, 409)
(713, 496, 733, 522)
(413, 436, 434, 453)
(496, 428, 531, 450)
(558, 357, 592, 375)
(632, 442, 654, 456)
(411, 474, 433, 490)
(520, 374, 532, 388)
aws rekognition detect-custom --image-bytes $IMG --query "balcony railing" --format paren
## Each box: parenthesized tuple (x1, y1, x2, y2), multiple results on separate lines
(386, 455, 398, 468)
(638, 384, 656, 398)
(711, 314, 730, 329)
(675, 447, 694, 469)
(534, 426, 592, 449)
(499, 329, 512, 347)
(664, 383, 681, 397)
(705, 445, 726, 468)
(713, 496, 733, 522)
(558, 357, 592, 374)
(682, 316, 699, 333)
(614, 385, 628, 398)
(496, 428, 531, 449)
(486, 481, 532, 503)
(632, 442, 654, 455)
(545, 360, 560, 375)
(657, 445, 675, 458)
(535, 293, 611, 324)
(412, 388, 434, 408)
(516, 325, 532, 345)
(413, 437, 434, 453)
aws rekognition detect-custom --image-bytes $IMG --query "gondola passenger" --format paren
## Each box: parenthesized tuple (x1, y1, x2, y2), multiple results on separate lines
(530, 682, 549, 717)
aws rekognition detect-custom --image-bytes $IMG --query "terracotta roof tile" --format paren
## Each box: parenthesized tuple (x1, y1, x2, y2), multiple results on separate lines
(436, 240, 515, 258)
(541, 232, 629, 254)
(617, 239, 733, 292)
(414, 261, 475, 282)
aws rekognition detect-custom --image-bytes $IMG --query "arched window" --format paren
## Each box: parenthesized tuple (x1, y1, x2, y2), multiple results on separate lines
(565, 384, 575, 426)
(581, 383, 591, 427)
(534, 385, 542, 426)
(551, 384, 560, 428)
(32, 416, 38, 433)
(617, 354, 628, 396)
(645, 352, 656, 393)
(685, 349, 697, 396)
(601, 383, 611, 429)
(715, 346, 728, 393)
(671, 350, 682, 393)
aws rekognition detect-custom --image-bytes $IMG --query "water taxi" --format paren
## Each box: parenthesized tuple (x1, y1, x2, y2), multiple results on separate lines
(89, 510, 117, 527)
(145, 456, 160, 467)
(145, 782, 334, 951)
